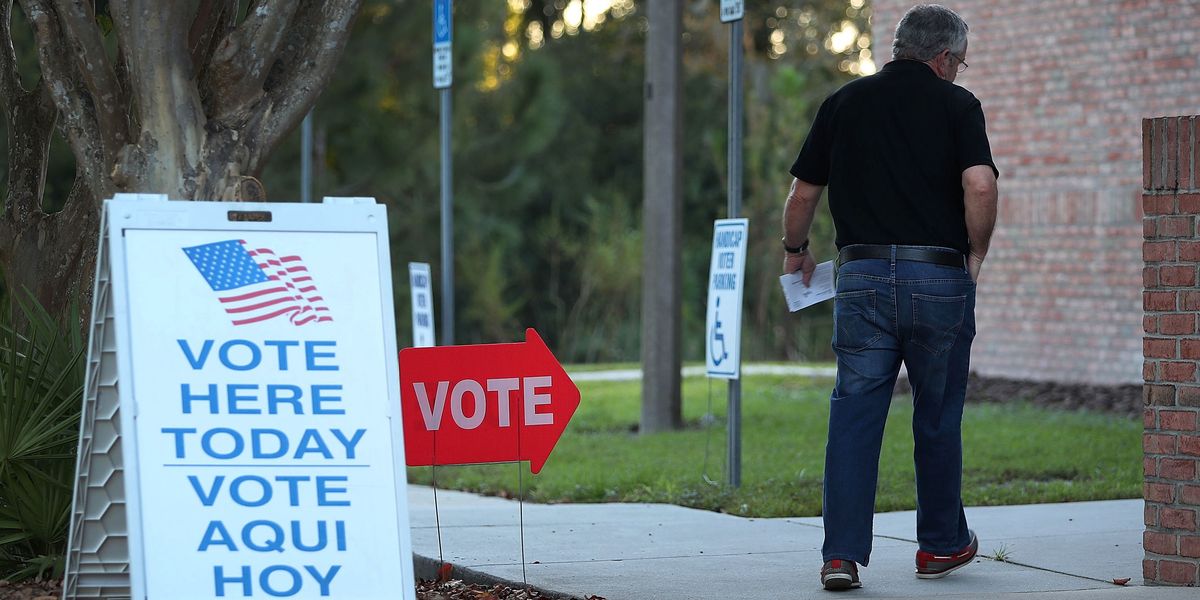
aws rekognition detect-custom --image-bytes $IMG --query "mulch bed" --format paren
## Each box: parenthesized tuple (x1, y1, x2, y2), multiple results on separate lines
(0, 578, 602, 600)
(895, 373, 1142, 418)
(0, 578, 60, 600)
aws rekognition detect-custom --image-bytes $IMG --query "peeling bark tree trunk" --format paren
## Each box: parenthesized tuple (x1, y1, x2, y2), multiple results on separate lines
(0, 0, 362, 321)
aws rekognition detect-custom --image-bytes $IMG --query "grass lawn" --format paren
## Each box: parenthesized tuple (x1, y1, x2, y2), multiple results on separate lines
(406, 374, 1141, 518)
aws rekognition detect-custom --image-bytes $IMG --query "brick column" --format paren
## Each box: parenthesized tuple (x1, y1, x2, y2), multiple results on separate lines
(1143, 115, 1200, 586)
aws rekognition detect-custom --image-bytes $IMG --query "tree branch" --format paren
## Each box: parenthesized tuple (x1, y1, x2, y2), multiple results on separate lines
(188, 0, 236, 83)
(248, 0, 361, 171)
(18, 0, 114, 200)
(50, 0, 126, 151)
(109, 0, 206, 197)
(202, 0, 299, 121)
(0, 0, 22, 98)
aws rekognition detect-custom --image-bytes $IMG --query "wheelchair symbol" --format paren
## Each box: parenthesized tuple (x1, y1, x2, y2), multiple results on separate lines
(710, 297, 728, 366)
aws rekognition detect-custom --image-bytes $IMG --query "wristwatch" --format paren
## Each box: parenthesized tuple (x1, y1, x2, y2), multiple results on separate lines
(782, 237, 809, 254)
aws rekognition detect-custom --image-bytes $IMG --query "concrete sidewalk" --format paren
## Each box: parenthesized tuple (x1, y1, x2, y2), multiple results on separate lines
(408, 485, 1192, 599)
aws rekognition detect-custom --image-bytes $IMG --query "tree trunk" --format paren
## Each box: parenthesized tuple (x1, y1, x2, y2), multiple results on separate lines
(0, 0, 362, 326)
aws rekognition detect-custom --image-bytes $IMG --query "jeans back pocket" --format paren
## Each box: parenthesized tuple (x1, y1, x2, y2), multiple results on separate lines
(911, 293, 967, 355)
(833, 289, 882, 353)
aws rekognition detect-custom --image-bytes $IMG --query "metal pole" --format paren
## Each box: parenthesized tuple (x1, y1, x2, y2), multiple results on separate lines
(440, 88, 454, 345)
(300, 112, 313, 203)
(726, 18, 743, 488)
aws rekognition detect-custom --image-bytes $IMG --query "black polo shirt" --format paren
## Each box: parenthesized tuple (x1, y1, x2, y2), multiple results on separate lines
(789, 59, 998, 255)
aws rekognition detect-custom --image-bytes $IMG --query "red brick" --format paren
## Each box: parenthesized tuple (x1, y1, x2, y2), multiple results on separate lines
(1146, 481, 1177, 502)
(1159, 560, 1199, 585)
(1167, 117, 1179, 188)
(1146, 456, 1159, 477)
(1147, 408, 1158, 428)
(1162, 362, 1198, 383)
(1161, 314, 1197, 336)
(1148, 504, 1160, 527)
(1182, 435, 1200, 457)
(1145, 195, 1176, 215)
(1147, 384, 1177, 406)
(1146, 315, 1159, 335)
(1146, 433, 1179, 454)
(1162, 507, 1199, 531)
(1160, 216, 1196, 238)
(1144, 119, 1155, 190)
(1146, 530, 1179, 555)
(1145, 218, 1157, 238)
(1182, 535, 1200, 559)
(1160, 459, 1198, 482)
(1145, 291, 1178, 311)
(1183, 291, 1200, 311)
(1145, 266, 1160, 288)
(1181, 386, 1200, 407)
(1162, 266, 1198, 287)
(1143, 558, 1157, 581)
(1145, 360, 1157, 380)
(1183, 484, 1200, 505)
(1161, 410, 1199, 431)
(1184, 340, 1200, 360)
(1146, 337, 1178, 358)
(1183, 193, 1200, 214)
(1181, 241, 1200, 262)
(1145, 241, 1177, 262)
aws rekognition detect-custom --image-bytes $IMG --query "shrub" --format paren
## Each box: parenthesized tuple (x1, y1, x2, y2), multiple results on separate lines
(0, 293, 83, 581)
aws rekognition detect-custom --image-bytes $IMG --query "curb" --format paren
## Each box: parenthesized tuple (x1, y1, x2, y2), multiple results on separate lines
(413, 554, 584, 600)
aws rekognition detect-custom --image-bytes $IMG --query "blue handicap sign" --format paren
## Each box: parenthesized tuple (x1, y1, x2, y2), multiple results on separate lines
(433, 0, 452, 44)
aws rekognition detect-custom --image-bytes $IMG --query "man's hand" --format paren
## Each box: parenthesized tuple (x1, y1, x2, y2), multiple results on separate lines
(784, 251, 817, 286)
(968, 252, 984, 282)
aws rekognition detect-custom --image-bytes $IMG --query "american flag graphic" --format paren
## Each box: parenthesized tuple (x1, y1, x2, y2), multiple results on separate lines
(182, 240, 333, 326)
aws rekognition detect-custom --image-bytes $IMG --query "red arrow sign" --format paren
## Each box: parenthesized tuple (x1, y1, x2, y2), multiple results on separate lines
(399, 328, 580, 474)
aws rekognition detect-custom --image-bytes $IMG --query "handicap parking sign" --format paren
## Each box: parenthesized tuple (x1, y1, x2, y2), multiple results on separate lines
(705, 219, 748, 379)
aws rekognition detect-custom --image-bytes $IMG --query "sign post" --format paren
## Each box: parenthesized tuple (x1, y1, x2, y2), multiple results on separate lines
(434, 0, 454, 344)
(705, 218, 748, 489)
(409, 262, 436, 347)
(64, 196, 416, 600)
(719, 0, 745, 488)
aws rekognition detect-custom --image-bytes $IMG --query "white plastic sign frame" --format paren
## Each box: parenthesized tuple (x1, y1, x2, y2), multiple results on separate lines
(95, 195, 416, 600)
(705, 218, 748, 379)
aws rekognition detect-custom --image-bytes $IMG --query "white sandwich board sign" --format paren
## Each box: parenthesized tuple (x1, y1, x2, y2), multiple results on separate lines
(705, 218, 748, 379)
(64, 195, 416, 600)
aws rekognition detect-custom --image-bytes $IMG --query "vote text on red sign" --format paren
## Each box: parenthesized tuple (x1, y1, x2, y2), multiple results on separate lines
(399, 329, 579, 473)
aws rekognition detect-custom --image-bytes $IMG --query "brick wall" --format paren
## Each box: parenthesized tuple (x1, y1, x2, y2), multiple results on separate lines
(870, 0, 1200, 384)
(1141, 115, 1200, 586)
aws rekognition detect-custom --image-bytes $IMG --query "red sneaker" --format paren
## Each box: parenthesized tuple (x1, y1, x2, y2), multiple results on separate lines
(820, 559, 862, 590)
(915, 530, 978, 579)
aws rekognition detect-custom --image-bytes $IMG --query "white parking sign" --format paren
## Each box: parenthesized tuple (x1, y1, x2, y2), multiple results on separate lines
(705, 219, 748, 379)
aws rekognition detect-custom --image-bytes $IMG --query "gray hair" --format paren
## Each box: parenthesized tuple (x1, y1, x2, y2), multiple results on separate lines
(892, 4, 969, 61)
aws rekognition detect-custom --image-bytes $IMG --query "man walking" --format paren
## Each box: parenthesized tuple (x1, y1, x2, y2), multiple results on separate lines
(780, 4, 999, 591)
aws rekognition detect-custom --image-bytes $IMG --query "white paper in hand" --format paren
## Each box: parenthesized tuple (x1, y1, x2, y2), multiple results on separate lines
(780, 260, 835, 312)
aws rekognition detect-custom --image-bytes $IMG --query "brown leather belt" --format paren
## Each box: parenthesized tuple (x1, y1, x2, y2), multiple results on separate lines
(836, 245, 965, 269)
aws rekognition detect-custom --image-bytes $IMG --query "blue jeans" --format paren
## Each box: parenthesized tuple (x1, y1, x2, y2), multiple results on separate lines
(821, 245, 975, 566)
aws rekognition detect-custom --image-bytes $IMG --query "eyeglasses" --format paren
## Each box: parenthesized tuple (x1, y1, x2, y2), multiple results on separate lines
(949, 51, 968, 73)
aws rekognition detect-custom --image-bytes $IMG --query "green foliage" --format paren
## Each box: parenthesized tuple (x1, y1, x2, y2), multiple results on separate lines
(409, 375, 1142, 517)
(260, 1, 871, 361)
(0, 293, 84, 582)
